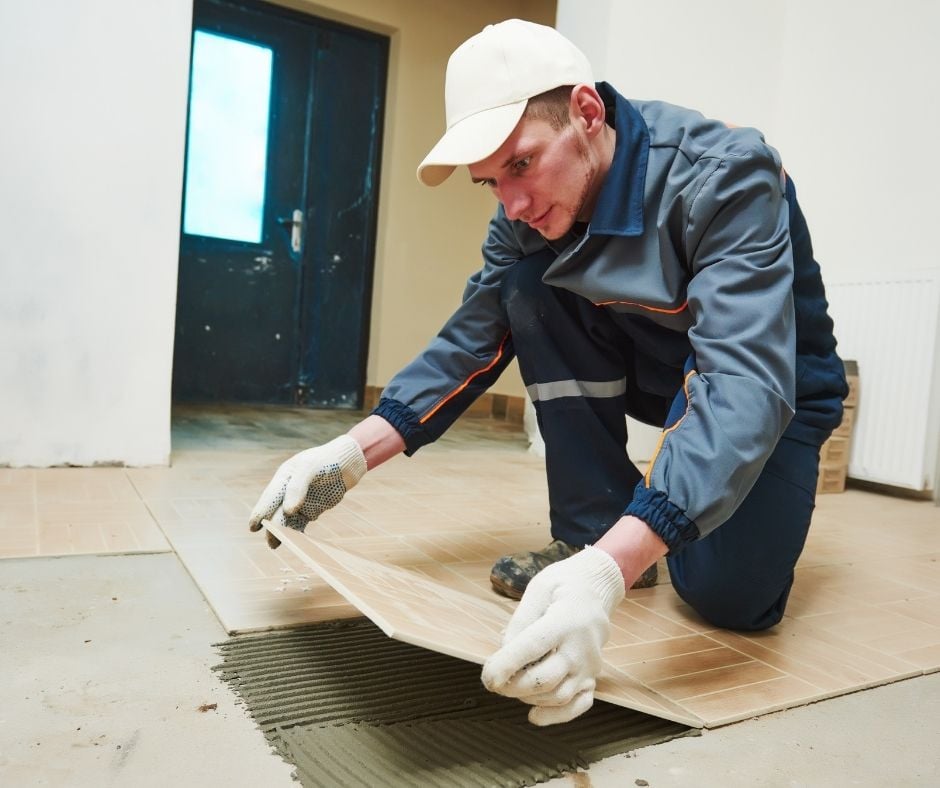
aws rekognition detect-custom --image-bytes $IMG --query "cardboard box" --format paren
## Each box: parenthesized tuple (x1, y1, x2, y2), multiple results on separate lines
(817, 463, 848, 494)
(819, 435, 851, 465)
(833, 405, 856, 439)
(817, 359, 859, 493)
(843, 359, 859, 408)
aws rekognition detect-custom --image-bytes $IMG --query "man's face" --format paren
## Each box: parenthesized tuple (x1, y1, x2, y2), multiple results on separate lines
(467, 115, 599, 241)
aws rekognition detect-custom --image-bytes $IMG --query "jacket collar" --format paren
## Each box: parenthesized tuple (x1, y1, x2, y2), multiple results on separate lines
(589, 82, 649, 237)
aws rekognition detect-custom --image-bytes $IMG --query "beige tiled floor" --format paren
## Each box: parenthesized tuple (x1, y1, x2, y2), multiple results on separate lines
(0, 468, 170, 557)
(267, 501, 939, 728)
(2, 403, 939, 728)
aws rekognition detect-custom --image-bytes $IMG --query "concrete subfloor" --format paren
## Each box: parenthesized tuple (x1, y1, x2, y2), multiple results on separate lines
(0, 554, 293, 787)
(2, 550, 939, 787)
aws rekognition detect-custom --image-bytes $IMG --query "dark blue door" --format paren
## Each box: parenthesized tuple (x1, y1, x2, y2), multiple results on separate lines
(173, 0, 387, 408)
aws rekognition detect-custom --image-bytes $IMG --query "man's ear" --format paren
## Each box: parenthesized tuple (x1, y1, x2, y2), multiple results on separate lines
(569, 84, 606, 137)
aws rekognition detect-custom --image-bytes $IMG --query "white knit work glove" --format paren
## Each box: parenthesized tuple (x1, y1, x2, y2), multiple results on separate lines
(248, 435, 367, 548)
(481, 546, 625, 726)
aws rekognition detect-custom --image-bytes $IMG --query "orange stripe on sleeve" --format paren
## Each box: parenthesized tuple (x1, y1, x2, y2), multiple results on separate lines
(419, 332, 511, 425)
(595, 299, 689, 315)
(644, 369, 697, 487)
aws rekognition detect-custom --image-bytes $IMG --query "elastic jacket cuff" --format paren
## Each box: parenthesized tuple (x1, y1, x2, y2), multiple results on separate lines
(624, 483, 700, 553)
(371, 398, 431, 456)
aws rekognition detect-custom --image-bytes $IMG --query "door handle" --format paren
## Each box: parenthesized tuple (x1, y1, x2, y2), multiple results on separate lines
(277, 209, 303, 253)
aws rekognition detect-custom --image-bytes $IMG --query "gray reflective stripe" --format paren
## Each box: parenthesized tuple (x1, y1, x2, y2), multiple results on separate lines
(526, 377, 627, 403)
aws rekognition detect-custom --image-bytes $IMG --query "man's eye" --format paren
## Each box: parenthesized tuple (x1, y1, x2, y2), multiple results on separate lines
(513, 156, 531, 172)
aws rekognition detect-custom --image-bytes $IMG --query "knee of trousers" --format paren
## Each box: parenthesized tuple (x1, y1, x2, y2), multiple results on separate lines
(669, 572, 791, 632)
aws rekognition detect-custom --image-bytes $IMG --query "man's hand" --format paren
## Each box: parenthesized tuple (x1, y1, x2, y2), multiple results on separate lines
(248, 435, 367, 548)
(481, 546, 625, 725)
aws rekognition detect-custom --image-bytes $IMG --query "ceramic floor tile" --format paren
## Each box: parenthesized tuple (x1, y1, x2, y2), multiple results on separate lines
(34, 467, 141, 502)
(898, 643, 940, 672)
(678, 674, 824, 727)
(35, 518, 169, 556)
(783, 580, 867, 619)
(624, 586, 715, 633)
(604, 633, 723, 666)
(622, 645, 754, 684)
(8, 404, 939, 730)
(648, 659, 787, 702)
(0, 503, 37, 529)
(864, 623, 940, 657)
(704, 629, 852, 694)
(0, 479, 170, 557)
(269, 523, 888, 729)
(867, 558, 940, 595)
(268, 523, 702, 728)
(435, 559, 508, 600)
(255, 486, 939, 729)
(409, 561, 503, 600)
(610, 600, 699, 641)
(349, 509, 479, 536)
(153, 469, 549, 634)
(37, 501, 143, 527)
(762, 617, 923, 682)
(594, 669, 704, 727)
(169, 535, 361, 634)
(273, 528, 509, 659)
(0, 469, 34, 505)
(878, 595, 940, 628)
(802, 608, 938, 647)
(166, 406, 940, 728)
(795, 563, 934, 605)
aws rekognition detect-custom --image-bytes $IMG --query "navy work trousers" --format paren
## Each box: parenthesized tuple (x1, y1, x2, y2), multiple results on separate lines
(499, 253, 820, 632)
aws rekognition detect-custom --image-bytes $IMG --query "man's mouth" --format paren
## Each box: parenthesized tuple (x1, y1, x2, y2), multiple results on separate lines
(527, 207, 552, 229)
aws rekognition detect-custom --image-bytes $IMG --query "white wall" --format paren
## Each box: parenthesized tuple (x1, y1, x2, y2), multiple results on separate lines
(556, 0, 940, 462)
(0, 0, 192, 466)
(559, 0, 940, 280)
(771, 0, 940, 281)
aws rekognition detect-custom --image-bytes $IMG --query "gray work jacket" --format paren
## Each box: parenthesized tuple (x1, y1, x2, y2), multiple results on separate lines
(374, 83, 845, 552)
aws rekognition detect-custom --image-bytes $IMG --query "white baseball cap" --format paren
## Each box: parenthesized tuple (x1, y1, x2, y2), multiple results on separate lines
(417, 19, 594, 187)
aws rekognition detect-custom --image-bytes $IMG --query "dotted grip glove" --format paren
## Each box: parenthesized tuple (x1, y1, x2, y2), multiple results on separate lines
(248, 435, 367, 549)
(481, 546, 625, 726)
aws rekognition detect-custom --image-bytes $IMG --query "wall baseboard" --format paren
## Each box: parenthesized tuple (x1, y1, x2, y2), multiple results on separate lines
(363, 386, 525, 426)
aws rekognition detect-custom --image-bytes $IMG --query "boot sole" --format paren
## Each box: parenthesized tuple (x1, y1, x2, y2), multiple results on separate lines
(492, 563, 658, 598)
(489, 575, 524, 601)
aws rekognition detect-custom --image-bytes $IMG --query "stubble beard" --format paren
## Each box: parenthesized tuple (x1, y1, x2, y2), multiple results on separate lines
(541, 145, 597, 241)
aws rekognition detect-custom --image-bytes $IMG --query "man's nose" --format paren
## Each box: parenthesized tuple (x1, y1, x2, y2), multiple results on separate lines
(497, 184, 532, 222)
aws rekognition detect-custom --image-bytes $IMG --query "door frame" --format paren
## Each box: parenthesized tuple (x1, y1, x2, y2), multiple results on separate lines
(175, 0, 388, 408)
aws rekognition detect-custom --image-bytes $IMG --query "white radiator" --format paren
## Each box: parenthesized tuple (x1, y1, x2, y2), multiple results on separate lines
(826, 271, 940, 492)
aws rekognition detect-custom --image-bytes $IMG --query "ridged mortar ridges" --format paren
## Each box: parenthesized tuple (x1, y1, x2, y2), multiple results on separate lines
(215, 619, 690, 786)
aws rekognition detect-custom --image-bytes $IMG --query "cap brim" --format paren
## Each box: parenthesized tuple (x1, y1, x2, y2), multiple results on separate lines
(417, 100, 527, 187)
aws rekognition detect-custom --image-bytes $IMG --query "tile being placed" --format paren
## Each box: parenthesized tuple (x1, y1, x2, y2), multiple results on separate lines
(270, 525, 510, 662)
(265, 500, 940, 730)
(267, 523, 704, 728)
(156, 515, 361, 633)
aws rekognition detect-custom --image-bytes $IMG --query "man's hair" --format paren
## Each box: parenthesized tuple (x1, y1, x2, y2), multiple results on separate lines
(523, 85, 574, 130)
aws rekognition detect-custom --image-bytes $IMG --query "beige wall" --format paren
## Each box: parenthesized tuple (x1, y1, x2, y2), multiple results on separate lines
(280, 0, 555, 398)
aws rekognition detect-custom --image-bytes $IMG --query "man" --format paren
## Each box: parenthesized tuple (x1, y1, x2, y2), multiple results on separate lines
(248, 20, 847, 726)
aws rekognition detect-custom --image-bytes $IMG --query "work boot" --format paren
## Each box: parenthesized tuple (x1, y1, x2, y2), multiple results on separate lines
(490, 540, 581, 600)
(632, 562, 659, 589)
(490, 541, 660, 600)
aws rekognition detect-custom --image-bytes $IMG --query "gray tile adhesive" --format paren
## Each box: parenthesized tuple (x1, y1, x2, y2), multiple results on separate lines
(214, 619, 692, 787)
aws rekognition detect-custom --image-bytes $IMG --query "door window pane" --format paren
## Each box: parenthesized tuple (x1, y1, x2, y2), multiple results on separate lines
(183, 31, 273, 243)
